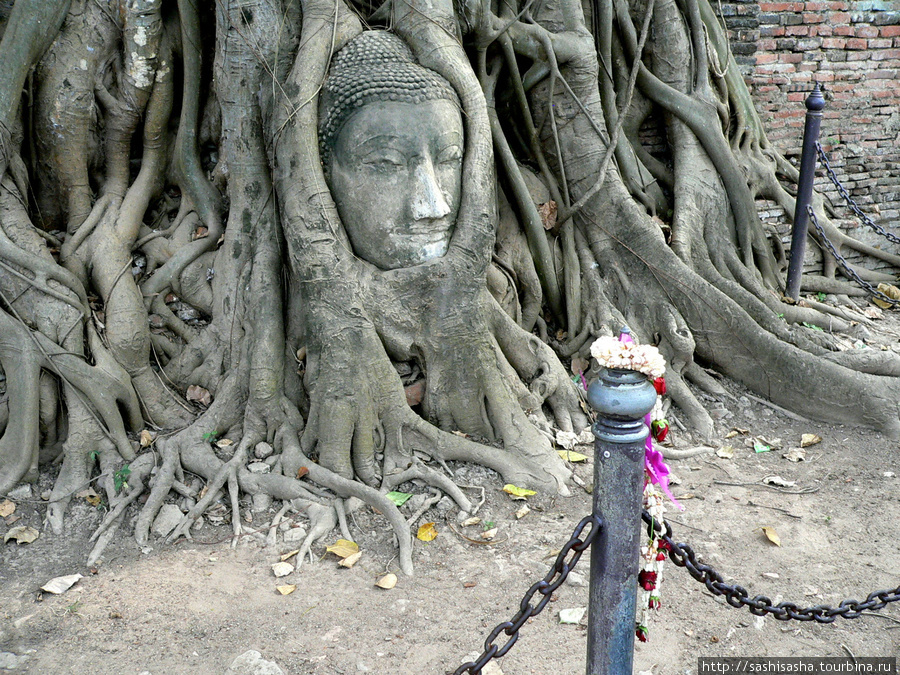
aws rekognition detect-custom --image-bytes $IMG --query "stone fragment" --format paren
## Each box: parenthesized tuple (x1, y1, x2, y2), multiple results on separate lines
(7, 485, 31, 501)
(225, 650, 285, 675)
(283, 527, 307, 544)
(151, 504, 183, 538)
(254, 442, 274, 460)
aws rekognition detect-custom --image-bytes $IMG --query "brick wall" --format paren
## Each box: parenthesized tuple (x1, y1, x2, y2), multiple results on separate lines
(719, 0, 900, 268)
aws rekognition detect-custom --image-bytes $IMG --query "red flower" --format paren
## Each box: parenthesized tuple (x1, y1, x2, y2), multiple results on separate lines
(648, 596, 661, 610)
(656, 552, 667, 561)
(658, 540, 671, 552)
(636, 626, 649, 642)
(638, 570, 658, 590)
(651, 419, 669, 443)
(653, 377, 667, 396)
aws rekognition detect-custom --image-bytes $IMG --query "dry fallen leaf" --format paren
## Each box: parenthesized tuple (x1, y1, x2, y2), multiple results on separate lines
(800, 433, 821, 448)
(724, 430, 738, 439)
(502, 484, 537, 500)
(76, 488, 101, 507)
(515, 505, 530, 519)
(872, 283, 900, 310)
(271, 562, 294, 577)
(280, 549, 300, 562)
(375, 573, 397, 589)
(461, 517, 481, 527)
(4, 526, 39, 544)
(0, 500, 16, 518)
(558, 450, 588, 463)
(326, 539, 359, 559)
(763, 475, 796, 488)
(41, 574, 83, 595)
(559, 607, 587, 624)
(215, 438, 234, 448)
(570, 356, 590, 377)
(538, 200, 557, 231)
(339, 551, 362, 568)
(716, 446, 735, 459)
(296, 467, 309, 480)
(761, 526, 781, 547)
(480, 528, 498, 541)
(276, 584, 297, 595)
(783, 448, 806, 462)
(416, 522, 438, 542)
(139, 430, 156, 447)
(186, 384, 212, 406)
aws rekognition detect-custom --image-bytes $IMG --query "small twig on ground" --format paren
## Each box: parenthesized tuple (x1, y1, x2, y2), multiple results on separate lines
(713, 480, 819, 495)
(746, 501, 803, 519)
(665, 516, 706, 533)
(841, 644, 856, 664)
(742, 392, 814, 424)
(859, 612, 900, 626)
(446, 519, 508, 546)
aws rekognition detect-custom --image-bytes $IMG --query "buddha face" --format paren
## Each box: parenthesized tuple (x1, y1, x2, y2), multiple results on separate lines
(327, 99, 464, 270)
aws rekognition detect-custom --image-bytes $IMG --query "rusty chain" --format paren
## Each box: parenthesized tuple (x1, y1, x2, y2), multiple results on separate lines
(644, 511, 900, 622)
(816, 142, 900, 247)
(451, 514, 601, 675)
(806, 205, 899, 306)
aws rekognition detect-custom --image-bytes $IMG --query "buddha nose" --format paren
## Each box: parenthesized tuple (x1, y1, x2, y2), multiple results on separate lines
(410, 160, 451, 221)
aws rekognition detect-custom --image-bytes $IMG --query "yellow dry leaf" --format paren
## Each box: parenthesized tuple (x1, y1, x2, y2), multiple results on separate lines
(761, 526, 781, 547)
(557, 450, 588, 463)
(325, 539, 359, 559)
(416, 522, 438, 542)
(503, 484, 537, 500)
(4, 526, 39, 544)
(77, 488, 101, 507)
(461, 517, 481, 527)
(515, 505, 530, 519)
(800, 433, 821, 448)
(375, 573, 397, 589)
(280, 549, 300, 562)
(716, 446, 735, 459)
(339, 551, 362, 568)
(724, 430, 738, 439)
(873, 283, 900, 310)
(216, 438, 234, 448)
(481, 528, 498, 541)
(276, 584, 297, 595)
(139, 430, 155, 447)
(0, 500, 16, 518)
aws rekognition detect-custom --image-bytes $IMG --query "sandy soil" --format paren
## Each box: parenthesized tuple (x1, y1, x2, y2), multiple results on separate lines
(2, 333, 900, 674)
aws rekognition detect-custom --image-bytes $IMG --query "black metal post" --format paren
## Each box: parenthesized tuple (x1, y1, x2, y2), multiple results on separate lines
(785, 83, 826, 301)
(585, 367, 657, 675)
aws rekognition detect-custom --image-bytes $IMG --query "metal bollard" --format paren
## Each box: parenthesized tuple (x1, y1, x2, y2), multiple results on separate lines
(785, 83, 826, 302)
(585, 366, 657, 675)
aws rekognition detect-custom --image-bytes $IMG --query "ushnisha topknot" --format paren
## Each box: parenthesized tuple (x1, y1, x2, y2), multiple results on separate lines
(318, 31, 461, 170)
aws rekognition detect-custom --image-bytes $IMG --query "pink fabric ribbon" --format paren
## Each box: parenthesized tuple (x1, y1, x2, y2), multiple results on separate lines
(618, 330, 683, 510)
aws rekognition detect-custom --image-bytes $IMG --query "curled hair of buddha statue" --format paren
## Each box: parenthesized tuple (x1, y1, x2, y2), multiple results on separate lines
(318, 30, 461, 171)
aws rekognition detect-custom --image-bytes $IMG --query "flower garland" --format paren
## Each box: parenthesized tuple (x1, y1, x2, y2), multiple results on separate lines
(589, 330, 682, 642)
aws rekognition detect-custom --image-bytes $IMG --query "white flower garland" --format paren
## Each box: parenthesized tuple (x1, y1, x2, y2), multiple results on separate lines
(589, 336, 665, 379)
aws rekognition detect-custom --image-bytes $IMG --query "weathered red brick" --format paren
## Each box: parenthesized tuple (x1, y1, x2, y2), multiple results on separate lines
(780, 53, 804, 62)
(846, 38, 868, 49)
(880, 26, 900, 38)
(868, 39, 893, 49)
(822, 37, 847, 48)
(833, 25, 854, 36)
(785, 25, 810, 36)
(756, 53, 778, 64)
(856, 26, 879, 39)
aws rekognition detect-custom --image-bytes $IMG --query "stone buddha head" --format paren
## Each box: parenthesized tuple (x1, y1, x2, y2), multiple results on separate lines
(319, 31, 464, 270)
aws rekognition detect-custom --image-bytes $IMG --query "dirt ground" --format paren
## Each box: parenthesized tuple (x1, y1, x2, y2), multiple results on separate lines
(3, 318, 900, 675)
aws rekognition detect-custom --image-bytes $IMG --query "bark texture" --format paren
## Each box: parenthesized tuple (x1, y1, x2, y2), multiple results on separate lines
(0, 0, 897, 571)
